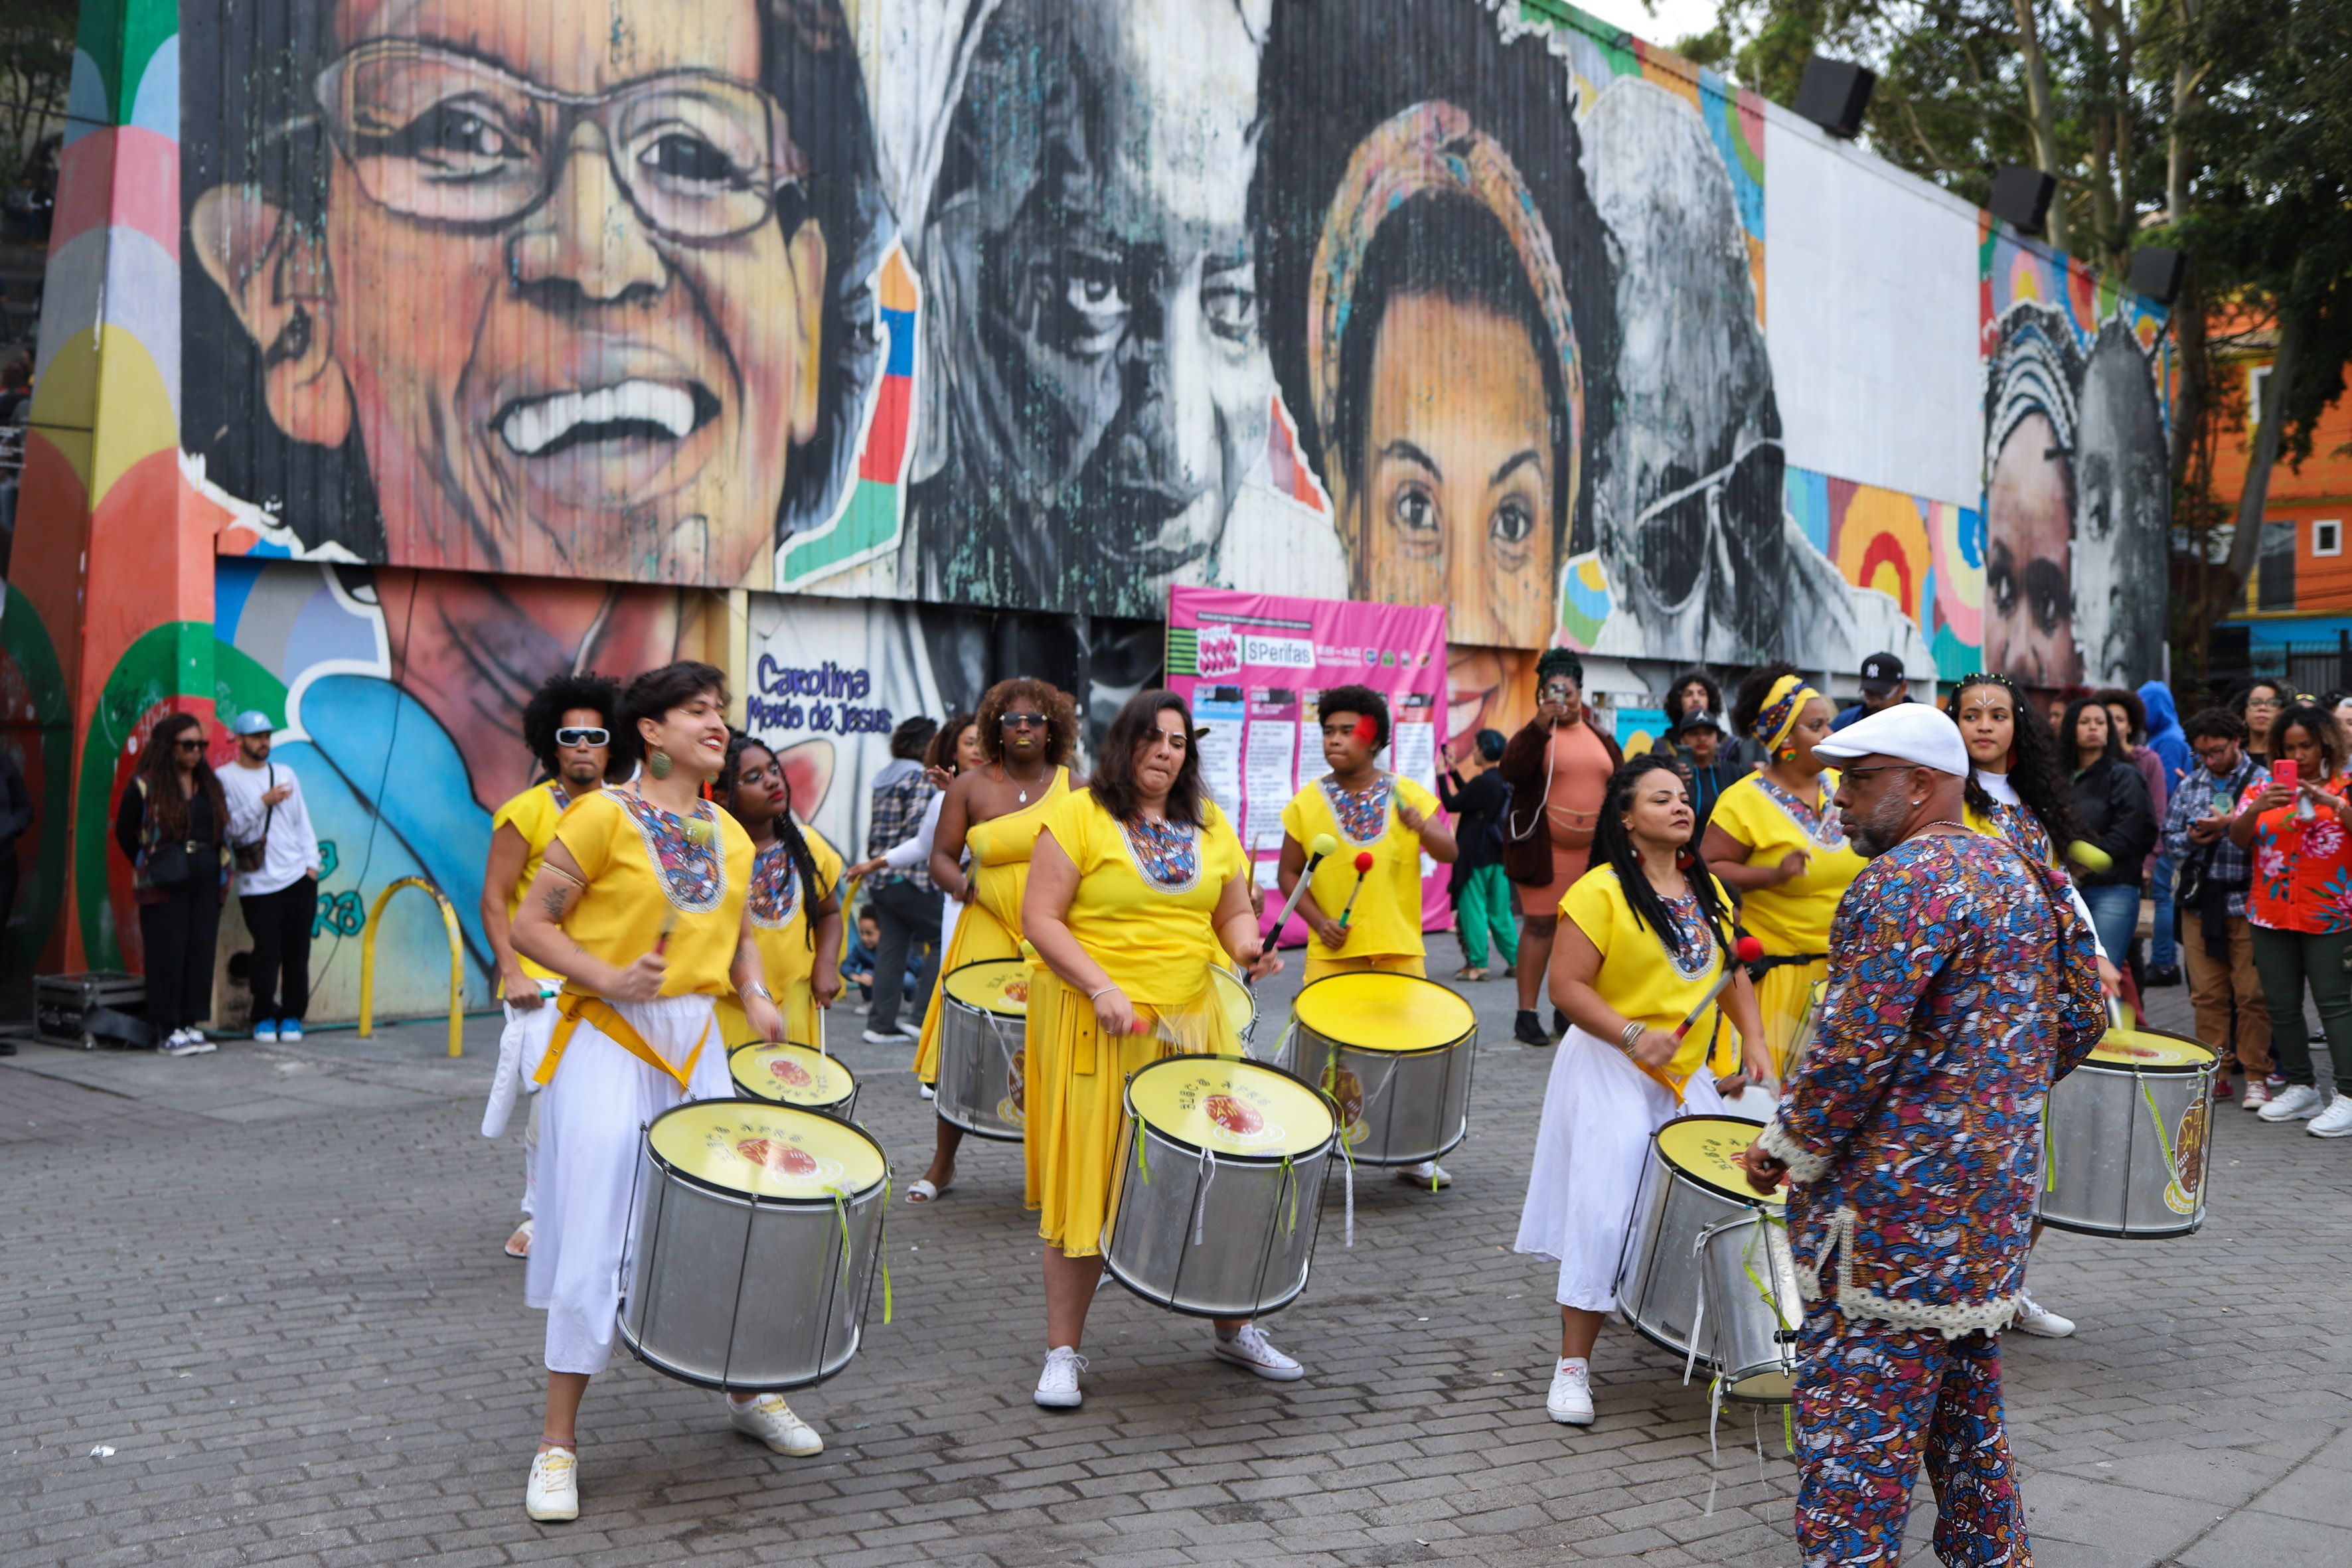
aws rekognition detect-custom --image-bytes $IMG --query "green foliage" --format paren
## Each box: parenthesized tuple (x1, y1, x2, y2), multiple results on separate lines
(0, 0, 75, 195)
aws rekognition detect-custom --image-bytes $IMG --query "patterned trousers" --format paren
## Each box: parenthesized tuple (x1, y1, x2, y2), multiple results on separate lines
(1794, 1299, 2029, 1567)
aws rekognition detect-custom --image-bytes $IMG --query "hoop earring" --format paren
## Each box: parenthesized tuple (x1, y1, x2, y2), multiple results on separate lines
(649, 748, 673, 781)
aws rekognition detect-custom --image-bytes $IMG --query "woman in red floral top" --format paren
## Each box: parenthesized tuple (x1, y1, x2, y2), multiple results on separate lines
(2229, 702, 2352, 1133)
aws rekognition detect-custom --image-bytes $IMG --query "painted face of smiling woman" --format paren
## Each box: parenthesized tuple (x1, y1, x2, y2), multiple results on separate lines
(191, 0, 830, 588)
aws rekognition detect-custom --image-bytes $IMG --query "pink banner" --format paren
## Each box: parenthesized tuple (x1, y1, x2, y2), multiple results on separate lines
(1164, 586, 1450, 946)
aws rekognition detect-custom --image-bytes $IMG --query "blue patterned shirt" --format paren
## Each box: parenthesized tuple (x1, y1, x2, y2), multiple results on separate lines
(2159, 753, 2265, 919)
(1758, 831, 2104, 1336)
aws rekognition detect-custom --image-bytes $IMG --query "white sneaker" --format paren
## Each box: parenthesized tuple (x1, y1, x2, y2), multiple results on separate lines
(251, 1020, 278, 1044)
(525, 1447, 579, 1522)
(2013, 1293, 2076, 1338)
(918, 1083, 935, 1101)
(1034, 1346, 1086, 1409)
(2260, 1083, 2328, 1122)
(1212, 1324, 1304, 1381)
(159, 1031, 214, 1058)
(1546, 1359, 1595, 1425)
(2243, 1078, 2274, 1111)
(726, 1393, 823, 1455)
(2308, 1095, 2352, 1138)
(862, 1027, 911, 1044)
(1399, 1160, 1452, 1189)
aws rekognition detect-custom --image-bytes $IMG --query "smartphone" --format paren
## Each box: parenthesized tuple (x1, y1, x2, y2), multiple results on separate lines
(1541, 679, 1571, 705)
(2275, 759, 2300, 793)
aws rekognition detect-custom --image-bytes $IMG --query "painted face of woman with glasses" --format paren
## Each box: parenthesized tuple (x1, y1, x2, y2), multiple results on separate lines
(193, 0, 830, 586)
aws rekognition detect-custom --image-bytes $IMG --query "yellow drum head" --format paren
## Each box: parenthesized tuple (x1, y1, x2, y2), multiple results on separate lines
(2089, 1028, 2215, 1071)
(944, 959, 1032, 1016)
(728, 1043, 856, 1107)
(1656, 1116, 1785, 1210)
(1293, 973, 1474, 1053)
(648, 1101, 887, 1200)
(1129, 1058, 1334, 1158)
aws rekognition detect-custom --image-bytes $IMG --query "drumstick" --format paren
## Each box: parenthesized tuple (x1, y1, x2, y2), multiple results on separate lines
(1334, 850, 1376, 930)
(1671, 935, 1766, 1039)
(1265, 832, 1340, 945)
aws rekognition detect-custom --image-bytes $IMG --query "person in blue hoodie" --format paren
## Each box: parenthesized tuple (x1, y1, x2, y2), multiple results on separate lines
(2138, 681, 2193, 985)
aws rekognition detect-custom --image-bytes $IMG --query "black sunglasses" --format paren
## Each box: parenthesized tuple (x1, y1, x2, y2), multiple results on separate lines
(174, 738, 206, 751)
(1000, 712, 1048, 729)
(555, 726, 611, 747)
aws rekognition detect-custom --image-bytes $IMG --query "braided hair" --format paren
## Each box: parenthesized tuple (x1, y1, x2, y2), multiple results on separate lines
(1948, 673, 2080, 850)
(1591, 755, 1739, 964)
(718, 730, 831, 950)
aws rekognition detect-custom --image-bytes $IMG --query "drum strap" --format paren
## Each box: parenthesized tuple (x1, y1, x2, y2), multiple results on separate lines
(533, 993, 710, 1093)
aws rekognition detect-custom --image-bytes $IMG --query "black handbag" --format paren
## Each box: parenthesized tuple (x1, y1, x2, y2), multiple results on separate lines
(232, 764, 275, 874)
(137, 779, 202, 890)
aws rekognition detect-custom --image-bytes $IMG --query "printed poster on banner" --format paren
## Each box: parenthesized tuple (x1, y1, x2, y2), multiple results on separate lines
(1165, 586, 1450, 943)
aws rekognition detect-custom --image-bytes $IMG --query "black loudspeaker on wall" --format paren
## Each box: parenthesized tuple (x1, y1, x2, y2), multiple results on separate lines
(1988, 165, 2058, 238)
(2130, 247, 2187, 305)
(1793, 56, 1876, 139)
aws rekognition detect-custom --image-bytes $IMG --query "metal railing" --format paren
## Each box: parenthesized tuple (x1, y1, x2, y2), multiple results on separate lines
(358, 876, 465, 1058)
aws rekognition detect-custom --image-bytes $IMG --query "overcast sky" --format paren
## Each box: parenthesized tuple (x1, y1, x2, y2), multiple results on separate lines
(1571, 0, 1726, 52)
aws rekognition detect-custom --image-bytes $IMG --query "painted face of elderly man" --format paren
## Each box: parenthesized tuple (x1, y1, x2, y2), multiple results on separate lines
(911, 0, 1276, 616)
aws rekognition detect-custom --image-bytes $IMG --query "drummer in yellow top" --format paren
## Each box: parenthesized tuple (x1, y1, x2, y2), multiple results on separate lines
(509, 663, 812, 1524)
(1021, 690, 1285, 1411)
(1702, 665, 1865, 1077)
(1515, 754, 1770, 1427)
(1277, 684, 1458, 1185)
(907, 677, 1081, 1202)
(714, 732, 845, 1050)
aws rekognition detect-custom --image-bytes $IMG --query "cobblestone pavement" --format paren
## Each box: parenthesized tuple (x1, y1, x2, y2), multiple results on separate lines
(4, 969, 2349, 1567)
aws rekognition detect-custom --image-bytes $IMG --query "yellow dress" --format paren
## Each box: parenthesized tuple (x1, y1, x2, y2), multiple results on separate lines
(1026, 788, 1247, 1256)
(1707, 770, 1865, 1076)
(1281, 773, 1439, 984)
(912, 767, 1070, 1083)
(491, 779, 579, 988)
(1558, 866, 1744, 1097)
(715, 822, 844, 1049)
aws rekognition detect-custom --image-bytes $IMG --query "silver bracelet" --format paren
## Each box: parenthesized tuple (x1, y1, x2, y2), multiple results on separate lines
(1618, 1020, 1644, 1054)
(744, 982, 774, 1002)
(1089, 984, 1120, 1001)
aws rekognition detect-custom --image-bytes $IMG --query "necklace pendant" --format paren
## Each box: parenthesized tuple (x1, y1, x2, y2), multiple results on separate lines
(1018, 789, 1029, 803)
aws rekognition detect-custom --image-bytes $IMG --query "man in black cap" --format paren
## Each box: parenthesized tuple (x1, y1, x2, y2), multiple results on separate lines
(1831, 653, 1909, 732)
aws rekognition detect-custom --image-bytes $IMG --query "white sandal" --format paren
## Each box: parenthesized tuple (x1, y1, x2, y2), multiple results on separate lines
(905, 1178, 949, 1204)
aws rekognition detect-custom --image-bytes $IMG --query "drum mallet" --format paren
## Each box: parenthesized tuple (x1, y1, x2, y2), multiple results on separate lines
(1334, 851, 1377, 930)
(1265, 832, 1340, 948)
(1670, 935, 1766, 1039)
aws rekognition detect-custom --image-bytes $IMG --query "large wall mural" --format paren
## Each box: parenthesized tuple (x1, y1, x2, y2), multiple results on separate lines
(5, 0, 2174, 1010)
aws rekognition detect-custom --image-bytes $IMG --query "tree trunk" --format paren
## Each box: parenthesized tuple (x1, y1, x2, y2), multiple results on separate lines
(2225, 313, 2302, 590)
(2011, 0, 2071, 253)
(2170, 266, 2206, 487)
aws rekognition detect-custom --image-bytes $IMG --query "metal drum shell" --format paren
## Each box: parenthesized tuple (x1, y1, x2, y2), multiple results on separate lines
(2039, 1036, 2216, 1239)
(935, 967, 1027, 1142)
(726, 1043, 860, 1122)
(617, 1100, 888, 1392)
(1616, 1117, 1781, 1368)
(1285, 974, 1476, 1166)
(1696, 1212, 1803, 1404)
(1101, 1058, 1338, 1320)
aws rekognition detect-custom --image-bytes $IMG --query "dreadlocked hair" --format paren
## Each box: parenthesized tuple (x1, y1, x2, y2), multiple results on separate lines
(718, 730, 830, 950)
(1948, 673, 2080, 849)
(1591, 755, 1737, 964)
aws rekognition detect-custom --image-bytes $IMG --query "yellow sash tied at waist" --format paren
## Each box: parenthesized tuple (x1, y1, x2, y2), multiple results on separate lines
(532, 992, 711, 1094)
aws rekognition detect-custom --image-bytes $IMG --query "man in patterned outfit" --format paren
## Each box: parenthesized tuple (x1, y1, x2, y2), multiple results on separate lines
(1739, 704, 2106, 1565)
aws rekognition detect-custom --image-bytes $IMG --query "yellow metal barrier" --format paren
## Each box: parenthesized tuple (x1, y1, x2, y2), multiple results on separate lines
(359, 876, 466, 1058)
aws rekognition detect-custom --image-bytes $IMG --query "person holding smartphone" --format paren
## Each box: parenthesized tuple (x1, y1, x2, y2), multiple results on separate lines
(2161, 709, 2269, 1105)
(2229, 702, 2352, 1134)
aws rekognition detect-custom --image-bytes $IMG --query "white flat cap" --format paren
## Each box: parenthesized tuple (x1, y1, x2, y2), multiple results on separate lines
(1814, 702, 1969, 776)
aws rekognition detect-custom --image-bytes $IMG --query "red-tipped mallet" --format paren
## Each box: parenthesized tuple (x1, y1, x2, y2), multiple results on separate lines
(1336, 850, 1377, 930)
(1672, 935, 1766, 1038)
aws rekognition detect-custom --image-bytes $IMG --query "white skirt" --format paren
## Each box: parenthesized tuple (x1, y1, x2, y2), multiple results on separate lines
(524, 994, 733, 1375)
(1514, 1026, 1727, 1312)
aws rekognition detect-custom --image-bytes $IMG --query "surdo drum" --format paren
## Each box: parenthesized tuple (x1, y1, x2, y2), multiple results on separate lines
(619, 1100, 889, 1390)
(2039, 1026, 2217, 1238)
(1101, 1056, 1338, 1318)
(1694, 1211, 1803, 1403)
(728, 1042, 859, 1121)
(935, 959, 1032, 1140)
(1284, 973, 1476, 1166)
(1617, 1115, 1788, 1372)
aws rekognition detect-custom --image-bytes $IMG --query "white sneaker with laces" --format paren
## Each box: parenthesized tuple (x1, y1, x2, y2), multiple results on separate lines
(2308, 1095, 2352, 1138)
(160, 1030, 212, 1058)
(1034, 1346, 1086, 1409)
(2260, 1083, 2327, 1122)
(2243, 1078, 2274, 1111)
(862, 1027, 912, 1045)
(525, 1447, 579, 1522)
(1546, 1359, 1595, 1425)
(1399, 1160, 1451, 1189)
(1212, 1324, 1304, 1381)
(2012, 1293, 2075, 1338)
(727, 1393, 823, 1455)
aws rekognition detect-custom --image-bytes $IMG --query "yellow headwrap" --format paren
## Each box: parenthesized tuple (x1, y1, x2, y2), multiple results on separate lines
(1752, 674, 1821, 757)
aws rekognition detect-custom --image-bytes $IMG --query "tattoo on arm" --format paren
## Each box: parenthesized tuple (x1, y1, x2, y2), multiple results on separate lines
(540, 884, 569, 919)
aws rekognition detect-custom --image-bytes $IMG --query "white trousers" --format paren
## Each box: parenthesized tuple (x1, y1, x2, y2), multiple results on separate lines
(524, 995, 732, 1375)
(1514, 1027, 1727, 1312)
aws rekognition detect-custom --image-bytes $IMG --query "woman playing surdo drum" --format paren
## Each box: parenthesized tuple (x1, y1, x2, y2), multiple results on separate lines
(1516, 755, 1770, 1427)
(507, 664, 809, 1523)
(1020, 691, 1291, 1409)
(713, 732, 846, 1052)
